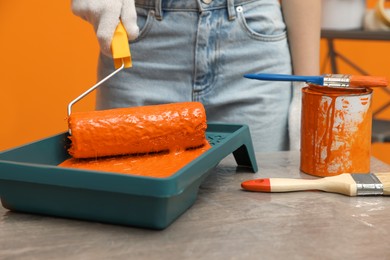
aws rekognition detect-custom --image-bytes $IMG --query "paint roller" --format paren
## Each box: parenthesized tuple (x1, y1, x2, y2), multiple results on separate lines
(67, 22, 207, 159)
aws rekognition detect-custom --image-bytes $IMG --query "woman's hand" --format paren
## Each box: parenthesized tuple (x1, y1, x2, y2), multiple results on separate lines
(288, 82, 306, 151)
(72, 0, 139, 57)
(281, 0, 321, 151)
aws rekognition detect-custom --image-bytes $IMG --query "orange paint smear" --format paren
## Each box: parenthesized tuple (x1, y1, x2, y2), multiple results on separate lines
(300, 85, 372, 177)
(349, 75, 388, 88)
(59, 142, 211, 178)
(68, 102, 207, 159)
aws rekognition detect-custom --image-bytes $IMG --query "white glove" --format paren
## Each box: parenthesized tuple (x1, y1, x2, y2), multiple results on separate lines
(72, 0, 139, 57)
(288, 81, 306, 151)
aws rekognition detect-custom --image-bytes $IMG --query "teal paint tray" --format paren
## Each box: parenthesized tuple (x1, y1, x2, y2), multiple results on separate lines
(0, 123, 257, 229)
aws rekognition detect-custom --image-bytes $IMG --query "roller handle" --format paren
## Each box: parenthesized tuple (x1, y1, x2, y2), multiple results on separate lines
(67, 22, 131, 118)
(111, 22, 132, 69)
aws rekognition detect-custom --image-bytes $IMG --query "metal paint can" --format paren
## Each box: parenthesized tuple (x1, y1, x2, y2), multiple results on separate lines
(300, 85, 373, 177)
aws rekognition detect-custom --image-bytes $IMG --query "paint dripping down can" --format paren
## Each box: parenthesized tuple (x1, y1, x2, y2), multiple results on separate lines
(300, 85, 373, 177)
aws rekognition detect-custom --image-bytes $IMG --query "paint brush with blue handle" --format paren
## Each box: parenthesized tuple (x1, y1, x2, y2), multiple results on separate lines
(243, 73, 388, 88)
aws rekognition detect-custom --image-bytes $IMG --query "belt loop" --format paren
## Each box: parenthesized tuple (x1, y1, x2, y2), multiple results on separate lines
(155, 0, 163, 20)
(227, 0, 236, 21)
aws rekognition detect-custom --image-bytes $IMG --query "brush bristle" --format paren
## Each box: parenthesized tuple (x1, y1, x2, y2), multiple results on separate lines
(373, 172, 390, 195)
(350, 75, 388, 88)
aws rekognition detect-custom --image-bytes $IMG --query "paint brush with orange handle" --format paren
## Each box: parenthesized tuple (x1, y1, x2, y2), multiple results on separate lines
(243, 73, 388, 88)
(241, 172, 390, 196)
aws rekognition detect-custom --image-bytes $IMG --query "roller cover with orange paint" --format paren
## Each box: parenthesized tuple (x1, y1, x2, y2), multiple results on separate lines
(68, 102, 207, 159)
(300, 85, 372, 177)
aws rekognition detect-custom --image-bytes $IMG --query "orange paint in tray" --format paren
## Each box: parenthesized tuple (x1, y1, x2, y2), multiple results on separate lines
(59, 102, 211, 177)
(300, 85, 373, 177)
(59, 143, 211, 178)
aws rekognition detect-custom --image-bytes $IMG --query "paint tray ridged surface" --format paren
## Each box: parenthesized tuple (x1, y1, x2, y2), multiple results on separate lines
(0, 123, 257, 229)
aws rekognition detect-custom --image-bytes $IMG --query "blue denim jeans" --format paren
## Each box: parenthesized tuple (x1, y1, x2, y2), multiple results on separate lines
(97, 0, 292, 152)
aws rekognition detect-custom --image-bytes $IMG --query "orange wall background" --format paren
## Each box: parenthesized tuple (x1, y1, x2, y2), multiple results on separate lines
(1, 0, 390, 152)
(0, 1, 98, 151)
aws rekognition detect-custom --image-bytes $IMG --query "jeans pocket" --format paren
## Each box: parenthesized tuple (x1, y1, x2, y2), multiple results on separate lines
(131, 7, 155, 43)
(236, 1, 287, 41)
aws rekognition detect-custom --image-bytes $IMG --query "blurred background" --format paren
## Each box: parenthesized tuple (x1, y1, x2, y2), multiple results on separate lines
(0, 0, 389, 163)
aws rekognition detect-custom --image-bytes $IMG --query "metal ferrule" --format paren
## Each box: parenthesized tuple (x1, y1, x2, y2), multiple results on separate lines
(323, 74, 351, 88)
(352, 173, 384, 196)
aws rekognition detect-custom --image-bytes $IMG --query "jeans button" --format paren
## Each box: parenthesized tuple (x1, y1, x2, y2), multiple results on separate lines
(202, 0, 212, 4)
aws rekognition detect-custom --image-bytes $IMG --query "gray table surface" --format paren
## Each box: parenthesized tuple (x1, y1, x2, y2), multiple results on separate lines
(1, 151, 390, 260)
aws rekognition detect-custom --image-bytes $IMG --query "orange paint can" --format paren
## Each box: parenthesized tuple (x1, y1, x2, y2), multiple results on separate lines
(300, 85, 373, 177)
